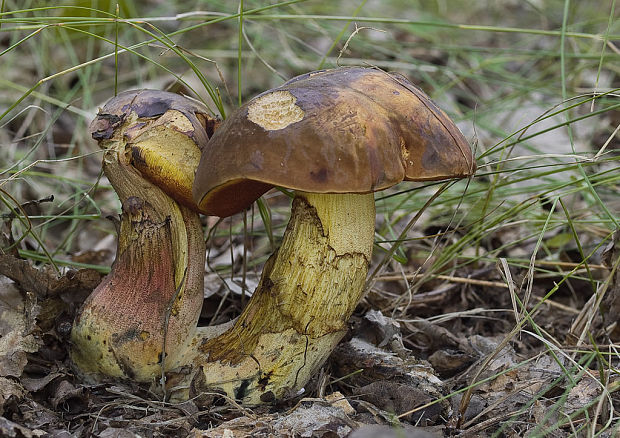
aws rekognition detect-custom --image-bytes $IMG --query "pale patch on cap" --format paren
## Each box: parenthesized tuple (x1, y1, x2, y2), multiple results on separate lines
(247, 91, 304, 130)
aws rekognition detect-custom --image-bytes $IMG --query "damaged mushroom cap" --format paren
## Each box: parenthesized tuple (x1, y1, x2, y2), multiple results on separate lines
(72, 90, 213, 382)
(193, 67, 475, 217)
(91, 89, 219, 213)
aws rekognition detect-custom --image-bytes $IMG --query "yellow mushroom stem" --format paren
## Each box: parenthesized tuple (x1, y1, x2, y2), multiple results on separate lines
(167, 191, 375, 405)
(71, 112, 205, 382)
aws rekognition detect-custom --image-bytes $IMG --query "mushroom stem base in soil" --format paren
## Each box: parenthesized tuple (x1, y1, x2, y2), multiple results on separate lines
(166, 192, 375, 404)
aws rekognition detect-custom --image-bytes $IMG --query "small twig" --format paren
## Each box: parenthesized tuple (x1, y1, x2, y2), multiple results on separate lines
(518, 259, 607, 270)
(375, 272, 580, 314)
(337, 23, 386, 65)
(1, 194, 54, 219)
(0, 188, 59, 274)
(375, 273, 507, 288)
(606, 40, 620, 55)
(457, 409, 524, 436)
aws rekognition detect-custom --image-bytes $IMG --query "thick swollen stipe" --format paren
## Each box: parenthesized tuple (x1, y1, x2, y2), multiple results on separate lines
(166, 192, 375, 405)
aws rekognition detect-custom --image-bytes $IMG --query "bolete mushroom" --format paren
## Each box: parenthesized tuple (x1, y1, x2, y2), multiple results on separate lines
(71, 68, 475, 407)
(71, 90, 215, 381)
(174, 67, 476, 404)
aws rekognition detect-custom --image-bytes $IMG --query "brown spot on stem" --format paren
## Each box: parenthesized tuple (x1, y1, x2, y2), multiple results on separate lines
(122, 197, 144, 216)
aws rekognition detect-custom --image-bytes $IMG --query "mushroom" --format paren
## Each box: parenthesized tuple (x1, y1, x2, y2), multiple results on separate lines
(71, 90, 215, 381)
(71, 68, 475, 406)
(173, 67, 476, 404)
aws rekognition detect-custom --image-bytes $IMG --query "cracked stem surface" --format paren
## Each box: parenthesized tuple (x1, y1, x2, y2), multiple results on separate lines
(171, 192, 375, 405)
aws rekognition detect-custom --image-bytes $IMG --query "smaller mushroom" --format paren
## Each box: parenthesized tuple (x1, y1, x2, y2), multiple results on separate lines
(167, 67, 476, 404)
(71, 90, 214, 381)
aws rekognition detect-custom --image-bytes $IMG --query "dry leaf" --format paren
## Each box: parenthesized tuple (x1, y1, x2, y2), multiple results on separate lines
(564, 374, 601, 416)
(325, 391, 356, 416)
(273, 404, 354, 437)
(0, 376, 26, 416)
(0, 278, 41, 378)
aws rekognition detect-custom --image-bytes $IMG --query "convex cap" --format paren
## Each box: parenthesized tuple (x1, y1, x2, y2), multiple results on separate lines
(193, 67, 476, 217)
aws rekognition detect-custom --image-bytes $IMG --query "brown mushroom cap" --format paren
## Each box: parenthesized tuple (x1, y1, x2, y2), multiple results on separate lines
(193, 67, 476, 217)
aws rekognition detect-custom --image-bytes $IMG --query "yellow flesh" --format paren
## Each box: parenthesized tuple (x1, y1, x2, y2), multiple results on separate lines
(129, 109, 203, 212)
